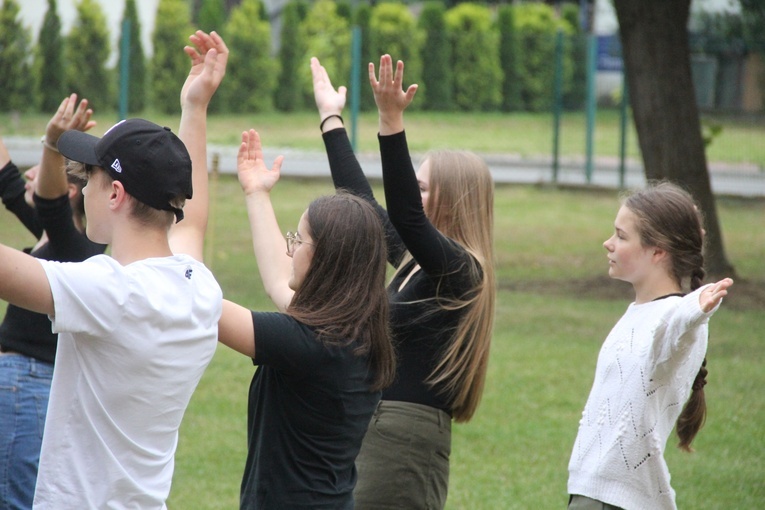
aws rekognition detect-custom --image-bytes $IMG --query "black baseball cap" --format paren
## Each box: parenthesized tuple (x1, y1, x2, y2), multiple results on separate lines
(57, 118, 193, 222)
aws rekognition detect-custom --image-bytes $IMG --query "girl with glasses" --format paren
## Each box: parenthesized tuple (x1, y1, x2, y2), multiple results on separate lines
(217, 130, 396, 509)
(311, 54, 496, 509)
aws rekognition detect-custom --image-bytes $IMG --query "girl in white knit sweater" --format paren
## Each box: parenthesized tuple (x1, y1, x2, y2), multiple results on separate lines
(567, 182, 734, 510)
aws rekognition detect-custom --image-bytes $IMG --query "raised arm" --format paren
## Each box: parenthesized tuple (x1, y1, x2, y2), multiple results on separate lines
(312, 57, 375, 198)
(369, 54, 418, 136)
(0, 134, 10, 170)
(170, 30, 228, 261)
(312, 56, 404, 264)
(371, 56, 472, 277)
(0, 136, 43, 237)
(237, 129, 292, 312)
(37, 93, 96, 199)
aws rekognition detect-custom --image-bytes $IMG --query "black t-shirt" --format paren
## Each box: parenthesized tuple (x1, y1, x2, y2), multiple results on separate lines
(0, 161, 106, 362)
(240, 311, 380, 509)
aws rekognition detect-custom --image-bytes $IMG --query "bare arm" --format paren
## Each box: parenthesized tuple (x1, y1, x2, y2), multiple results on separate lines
(218, 299, 256, 358)
(170, 30, 228, 261)
(0, 244, 53, 315)
(0, 135, 10, 168)
(37, 94, 96, 199)
(236, 130, 292, 312)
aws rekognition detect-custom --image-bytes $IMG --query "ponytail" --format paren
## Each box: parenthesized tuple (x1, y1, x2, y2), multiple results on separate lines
(676, 263, 708, 452)
(676, 358, 708, 452)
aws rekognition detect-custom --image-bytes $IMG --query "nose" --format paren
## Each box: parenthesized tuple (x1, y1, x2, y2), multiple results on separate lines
(603, 236, 614, 251)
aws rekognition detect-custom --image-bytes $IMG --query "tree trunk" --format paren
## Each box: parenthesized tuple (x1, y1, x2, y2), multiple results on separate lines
(613, 0, 735, 278)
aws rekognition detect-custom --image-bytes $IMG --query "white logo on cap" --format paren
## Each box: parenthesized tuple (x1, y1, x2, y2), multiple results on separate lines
(111, 159, 123, 173)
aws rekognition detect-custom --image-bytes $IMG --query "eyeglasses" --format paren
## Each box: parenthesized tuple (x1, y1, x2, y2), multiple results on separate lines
(285, 231, 314, 256)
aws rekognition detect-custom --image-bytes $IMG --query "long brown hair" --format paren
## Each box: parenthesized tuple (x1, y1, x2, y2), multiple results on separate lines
(289, 193, 395, 391)
(396, 150, 496, 422)
(624, 181, 708, 452)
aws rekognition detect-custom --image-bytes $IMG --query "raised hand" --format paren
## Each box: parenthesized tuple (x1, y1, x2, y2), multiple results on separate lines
(699, 277, 734, 313)
(368, 54, 418, 135)
(45, 93, 96, 148)
(311, 57, 346, 121)
(236, 130, 284, 196)
(181, 30, 229, 109)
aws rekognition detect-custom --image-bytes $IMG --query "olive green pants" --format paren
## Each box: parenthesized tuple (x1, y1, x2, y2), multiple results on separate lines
(568, 494, 624, 510)
(354, 400, 452, 510)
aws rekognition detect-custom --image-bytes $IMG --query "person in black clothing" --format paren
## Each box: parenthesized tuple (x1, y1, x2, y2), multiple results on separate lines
(216, 129, 396, 509)
(0, 94, 106, 509)
(311, 54, 497, 509)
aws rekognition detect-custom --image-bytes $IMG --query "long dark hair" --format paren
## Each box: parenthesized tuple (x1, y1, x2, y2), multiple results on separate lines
(288, 193, 395, 391)
(624, 181, 708, 452)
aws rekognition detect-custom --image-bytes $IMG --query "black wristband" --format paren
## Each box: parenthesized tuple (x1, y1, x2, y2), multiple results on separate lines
(320, 114, 344, 132)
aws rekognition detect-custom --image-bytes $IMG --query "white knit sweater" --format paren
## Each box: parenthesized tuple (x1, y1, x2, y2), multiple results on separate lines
(568, 287, 718, 510)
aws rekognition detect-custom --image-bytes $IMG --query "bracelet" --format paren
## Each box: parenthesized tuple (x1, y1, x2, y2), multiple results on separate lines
(319, 114, 344, 132)
(40, 135, 59, 153)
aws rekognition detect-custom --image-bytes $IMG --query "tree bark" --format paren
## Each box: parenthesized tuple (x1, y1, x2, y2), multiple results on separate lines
(613, 0, 735, 278)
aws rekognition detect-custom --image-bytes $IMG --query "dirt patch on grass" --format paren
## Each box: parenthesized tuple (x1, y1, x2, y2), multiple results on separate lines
(500, 276, 765, 311)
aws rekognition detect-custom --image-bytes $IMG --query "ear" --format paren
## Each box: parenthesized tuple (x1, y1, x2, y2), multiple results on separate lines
(109, 180, 130, 213)
(652, 247, 669, 263)
(66, 183, 78, 200)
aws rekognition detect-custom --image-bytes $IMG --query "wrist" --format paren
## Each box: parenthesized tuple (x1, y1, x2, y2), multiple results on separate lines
(40, 135, 59, 153)
(320, 114, 344, 133)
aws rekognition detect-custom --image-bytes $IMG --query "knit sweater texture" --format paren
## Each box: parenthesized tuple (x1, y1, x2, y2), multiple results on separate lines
(568, 287, 718, 510)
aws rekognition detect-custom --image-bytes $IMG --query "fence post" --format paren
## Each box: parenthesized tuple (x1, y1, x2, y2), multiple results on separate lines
(350, 26, 362, 152)
(552, 30, 564, 183)
(585, 33, 597, 183)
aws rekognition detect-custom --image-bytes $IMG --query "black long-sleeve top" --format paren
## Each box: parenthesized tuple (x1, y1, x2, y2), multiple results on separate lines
(0, 161, 106, 363)
(322, 128, 480, 414)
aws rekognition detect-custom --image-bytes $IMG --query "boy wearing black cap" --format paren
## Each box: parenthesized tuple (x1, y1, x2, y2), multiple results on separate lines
(0, 32, 228, 509)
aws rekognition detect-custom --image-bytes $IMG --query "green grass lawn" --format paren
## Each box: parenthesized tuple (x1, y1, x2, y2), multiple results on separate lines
(3, 109, 764, 167)
(0, 177, 762, 508)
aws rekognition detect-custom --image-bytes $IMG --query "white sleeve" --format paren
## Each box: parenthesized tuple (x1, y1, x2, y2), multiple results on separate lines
(39, 255, 128, 337)
(651, 285, 718, 365)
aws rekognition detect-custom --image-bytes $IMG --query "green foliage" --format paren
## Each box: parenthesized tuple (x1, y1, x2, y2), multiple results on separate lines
(35, 0, 66, 113)
(118, 0, 147, 113)
(198, 0, 227, 35)
(561, 2, 586, 110)
(299, 0, 351, 106)
(0, 0, 34, 112)
(275, 0, 305, 111)
(369, 2, 424, 109)
(65, 0, 112, 112)
(445, 3, 502, 111)
(224, 0, 277, 112)
(497, 4, 521, 112)
(514, 2, 571, 112)
(151, 0, 193, 114)
(353, 3, 375, 111)
(419, 1, 452, 111)
(335, 0, 352, 22)
(739, 0, 765, 50)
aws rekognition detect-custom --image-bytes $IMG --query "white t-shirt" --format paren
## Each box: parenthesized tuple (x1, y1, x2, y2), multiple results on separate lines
(568, 287, 718, 510)
(33, 254, 222, 510)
